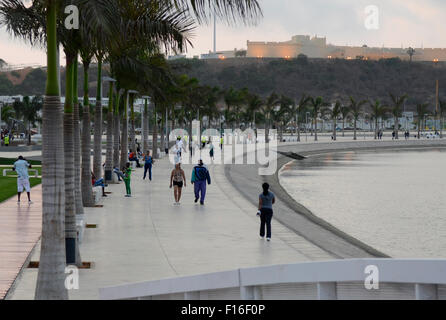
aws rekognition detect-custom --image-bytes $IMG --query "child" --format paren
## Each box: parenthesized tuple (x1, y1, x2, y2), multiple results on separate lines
(123, 163, 132, 197)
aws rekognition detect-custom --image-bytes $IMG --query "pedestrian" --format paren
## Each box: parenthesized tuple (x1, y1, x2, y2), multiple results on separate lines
(209, 142, 214, 160)
(170, 163, 186, 205)
(176, 136, 184, 157)
(128, 149, 141, 167)
(220, 136, 224, 150)
(13, 156, 32, 204)
(91, 171, 107, 197)
(123, 163, 132, 197)
(257, 183, 275, 241)
(4, 133, 10, 146)
(392, 131, 395, 140)
(143, 151, 154, 181)
(191, 159, 211, 205)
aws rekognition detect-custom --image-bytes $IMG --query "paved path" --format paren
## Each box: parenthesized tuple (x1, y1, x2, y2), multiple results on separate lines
(8, 155, 332, 300)
(0, 185, 42, 299)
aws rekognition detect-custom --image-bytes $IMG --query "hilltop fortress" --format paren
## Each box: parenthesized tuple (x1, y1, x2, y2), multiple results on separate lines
(246, 35, 446, 61)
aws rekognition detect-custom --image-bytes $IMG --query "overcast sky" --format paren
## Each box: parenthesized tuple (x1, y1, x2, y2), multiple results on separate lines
(1, 0, 446, 65)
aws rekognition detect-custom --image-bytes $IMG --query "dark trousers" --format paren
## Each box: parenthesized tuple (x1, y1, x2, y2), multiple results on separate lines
(143, 164, 152, 180)
(260, 208, 273, 238)
(129, 157, 140, 167)
(194, 180, 207, 203)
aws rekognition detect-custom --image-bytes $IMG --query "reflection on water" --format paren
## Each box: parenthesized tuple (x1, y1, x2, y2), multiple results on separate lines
(279, 148, 446, 258)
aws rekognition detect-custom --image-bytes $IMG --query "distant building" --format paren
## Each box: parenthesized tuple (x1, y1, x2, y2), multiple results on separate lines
(247, 35, 446, 61)
(168, 54, 187, 61)
(200, 48, 245, 60)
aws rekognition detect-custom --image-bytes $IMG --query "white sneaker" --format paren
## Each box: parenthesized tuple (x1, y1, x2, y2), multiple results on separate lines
(28, 200, 33, 204)
(260, 236, 265, 239)
(266, 238, 271, 242)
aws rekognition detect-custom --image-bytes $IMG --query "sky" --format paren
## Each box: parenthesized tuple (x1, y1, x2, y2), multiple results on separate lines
(1, 0, 446, 66)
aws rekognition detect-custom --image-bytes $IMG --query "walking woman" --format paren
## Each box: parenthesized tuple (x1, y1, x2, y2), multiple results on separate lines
(257, 183, 275, 241)
(170, 163, 186, 205)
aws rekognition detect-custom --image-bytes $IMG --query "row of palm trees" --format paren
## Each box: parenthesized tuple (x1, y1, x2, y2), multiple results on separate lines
(147, 83, 446, 148)
(0, 0, 262, 300)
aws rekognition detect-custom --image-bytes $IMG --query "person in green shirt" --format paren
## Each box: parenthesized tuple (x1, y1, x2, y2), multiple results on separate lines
(123, 163, 132, 197)
(4, 134, 10, 146)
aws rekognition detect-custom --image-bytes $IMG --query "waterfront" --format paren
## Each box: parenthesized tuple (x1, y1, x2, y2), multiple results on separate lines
(279, 148, 446, 258)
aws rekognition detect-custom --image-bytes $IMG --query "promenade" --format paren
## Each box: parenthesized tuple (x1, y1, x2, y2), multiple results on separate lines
(7, 151, 332, 300)
(4, 136, 446, 299)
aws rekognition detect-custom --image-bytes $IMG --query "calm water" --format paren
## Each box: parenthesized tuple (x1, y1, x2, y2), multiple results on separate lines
(279, 148, 446, 258)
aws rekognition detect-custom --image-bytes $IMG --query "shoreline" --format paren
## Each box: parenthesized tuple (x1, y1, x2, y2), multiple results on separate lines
(225, 139, 446, 259)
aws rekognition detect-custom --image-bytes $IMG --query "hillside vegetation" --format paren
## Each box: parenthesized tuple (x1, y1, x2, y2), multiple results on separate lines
(2, 57, 445, 111)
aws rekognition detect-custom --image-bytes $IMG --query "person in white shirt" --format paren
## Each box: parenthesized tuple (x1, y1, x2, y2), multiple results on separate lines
(13, 156, 33, 204)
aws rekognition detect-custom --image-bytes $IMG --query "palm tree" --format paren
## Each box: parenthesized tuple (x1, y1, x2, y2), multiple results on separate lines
(389, 93, 408, 140)
(323, 101, 342, 141)
(0, 0, 69, 299)
(416, 103, 430, 139)
(260, 93, 280, 143)
(407, 47, 415, 63)
(309, 96, 328, 141)
(349, 96, 367, 140)
(340, 105, 351, 137)
(246, 93, 263, 132)
(369, 100, 387, 140)
(294, 94, 310, 142)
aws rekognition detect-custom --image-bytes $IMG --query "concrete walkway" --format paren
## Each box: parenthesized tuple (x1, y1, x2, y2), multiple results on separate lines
(8, 154, 332, 300)
(0, 185, 42, 299)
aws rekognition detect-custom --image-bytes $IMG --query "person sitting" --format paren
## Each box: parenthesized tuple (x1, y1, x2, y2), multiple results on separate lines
(91, 171, 107, 197)
(128, 150, 141, 167)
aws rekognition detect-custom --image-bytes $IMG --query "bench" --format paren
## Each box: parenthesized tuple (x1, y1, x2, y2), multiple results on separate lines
(76, 215, 85, 244)
(92, 186, 103, 204)
(2, 169, 39, 178)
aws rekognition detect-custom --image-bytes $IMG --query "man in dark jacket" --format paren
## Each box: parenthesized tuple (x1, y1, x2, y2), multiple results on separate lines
(191, 159, 211, 205)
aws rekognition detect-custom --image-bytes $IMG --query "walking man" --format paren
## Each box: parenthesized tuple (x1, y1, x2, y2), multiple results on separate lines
(13, 156, 32, 204)
(143, 151, 154, 181)
(191, 159, 211, 205)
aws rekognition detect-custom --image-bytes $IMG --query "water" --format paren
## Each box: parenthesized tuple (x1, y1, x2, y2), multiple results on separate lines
(279, 148, 446, 258)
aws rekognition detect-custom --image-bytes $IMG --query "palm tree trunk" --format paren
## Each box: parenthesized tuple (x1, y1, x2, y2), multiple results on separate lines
(153, 106, 159, 159)
(105, 83, 114, 183)
(73, 58, 83, 216)
(113, 93, 121, 169)
(120, 92, 129, 169)
(375, 118, 378, 139)
(395, 117, 399, 139)
(354, 118, 357, 140)
(333, 119, 336, 141)
(93, 58, 103, 179)
(81, 63, 95, 207)
(129, 95, 136, 152)
(342, 118, 345, 137)
(63, 55, 79, 266)
(35, 1, 68, 300)
(143, 98, 149, 154)
(314, 117, 318, 141)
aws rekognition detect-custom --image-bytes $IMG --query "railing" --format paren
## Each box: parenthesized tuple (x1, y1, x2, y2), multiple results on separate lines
(99, 259, 446, 300)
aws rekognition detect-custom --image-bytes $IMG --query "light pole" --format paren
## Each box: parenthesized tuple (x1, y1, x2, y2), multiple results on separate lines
(141, 96, 150, 155)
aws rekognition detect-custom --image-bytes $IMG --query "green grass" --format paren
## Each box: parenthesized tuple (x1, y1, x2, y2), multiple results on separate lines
(0, 158, 42, 203)
(0, 157, 41, 166)
(0, 177, 41, 203)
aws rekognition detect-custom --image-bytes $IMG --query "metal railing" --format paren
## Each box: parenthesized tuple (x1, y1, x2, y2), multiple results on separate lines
(99, 259, 446, 300)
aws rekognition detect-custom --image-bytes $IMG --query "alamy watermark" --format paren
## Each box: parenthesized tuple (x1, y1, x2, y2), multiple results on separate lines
(168, 124, 277, 176)
(364, 265, 379, 290)
(364, 5, 380, 30)
(65, 265, 79, 290)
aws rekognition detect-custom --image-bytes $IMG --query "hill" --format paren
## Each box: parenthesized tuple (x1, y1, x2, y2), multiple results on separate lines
(2, 57, 445, 112)
(169, 57, 446, 111)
